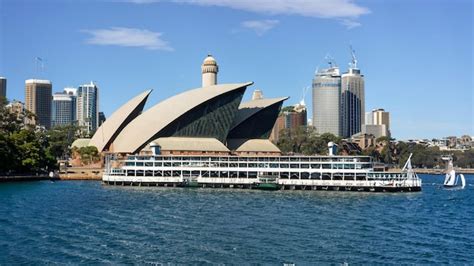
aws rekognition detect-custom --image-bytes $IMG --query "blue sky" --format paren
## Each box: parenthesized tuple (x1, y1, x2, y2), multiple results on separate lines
(1, 0, 472, 139)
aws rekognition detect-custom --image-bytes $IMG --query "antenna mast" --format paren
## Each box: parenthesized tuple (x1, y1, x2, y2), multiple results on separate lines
(35, 57, 45, 78)
(324, 54, 337, 68)
(349, 45, 358, 69)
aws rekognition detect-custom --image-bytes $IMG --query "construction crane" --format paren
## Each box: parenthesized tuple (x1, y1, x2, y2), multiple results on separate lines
(300, 86, 310, 106)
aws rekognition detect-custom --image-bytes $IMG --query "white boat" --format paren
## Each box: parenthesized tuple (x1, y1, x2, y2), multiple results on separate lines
(442, 156, 466, 189)
(102, 152, 422, 192)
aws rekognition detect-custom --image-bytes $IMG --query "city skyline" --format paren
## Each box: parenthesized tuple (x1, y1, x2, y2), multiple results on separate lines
(0, 0, 472, 139)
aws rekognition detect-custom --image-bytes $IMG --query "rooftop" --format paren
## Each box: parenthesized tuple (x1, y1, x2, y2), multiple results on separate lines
(150, 137, 230, 152)
(25, 79, 52, 85)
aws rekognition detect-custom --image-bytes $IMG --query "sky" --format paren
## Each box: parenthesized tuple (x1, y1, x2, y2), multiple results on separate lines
(0, 0, 472, 139)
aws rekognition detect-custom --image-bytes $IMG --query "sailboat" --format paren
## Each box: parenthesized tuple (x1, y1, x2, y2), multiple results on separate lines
(442, 156, 466, 189)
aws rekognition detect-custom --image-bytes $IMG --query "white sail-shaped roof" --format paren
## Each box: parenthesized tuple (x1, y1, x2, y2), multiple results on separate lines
(111, 82, 253, 153)
(229, 97, 289, 130)
(90, 89, 152, 152)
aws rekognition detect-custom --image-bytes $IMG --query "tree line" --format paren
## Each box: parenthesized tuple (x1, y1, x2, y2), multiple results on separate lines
(0, 97, 98, 175)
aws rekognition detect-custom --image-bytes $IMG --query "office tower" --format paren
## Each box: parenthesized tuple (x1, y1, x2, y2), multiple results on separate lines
(201, 54, 218, 87)
(52, 92, 75, 127)
(312, 65, 341, 136)
(0, 77, 6, 99)
(361, 108, 390, 138)
(270, 103, 307, 142)
(63, 87, 77, 122)
(341, 53, 365, 138)
(25, 79, 52, 128)
(77, 82, 99, 135)
(372, 108, 390, 130)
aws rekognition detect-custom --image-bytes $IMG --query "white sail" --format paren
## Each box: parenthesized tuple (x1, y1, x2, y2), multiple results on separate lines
(460, 174, 466, 189)
(444, 169, 456, 186)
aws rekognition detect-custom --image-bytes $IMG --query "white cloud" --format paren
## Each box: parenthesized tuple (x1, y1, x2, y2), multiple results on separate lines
(82, 27, 173, 51)
(127, 0, 370, 22)
(241, 19, 279, 35)
(339, 19, 362, 29)
(186, 0, 369, 19)
(126, 0, 369, 28)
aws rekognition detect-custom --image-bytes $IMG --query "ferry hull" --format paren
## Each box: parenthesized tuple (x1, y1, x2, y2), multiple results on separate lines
(251, 183, 281, 191)
(102, 175, 421, 192)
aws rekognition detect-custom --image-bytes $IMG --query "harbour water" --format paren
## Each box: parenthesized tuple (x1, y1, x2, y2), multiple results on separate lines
(0, 174, 473, 264)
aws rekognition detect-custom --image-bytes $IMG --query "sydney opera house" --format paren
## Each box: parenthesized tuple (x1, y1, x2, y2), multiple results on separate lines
(89, 55, 288, 156)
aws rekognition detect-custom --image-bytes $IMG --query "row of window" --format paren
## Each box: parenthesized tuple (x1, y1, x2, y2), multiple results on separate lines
(127, 156, 371, 163)
(122, 170, 380, 180)
(117, 170, 407, 181)
(124, 161, 372, 169)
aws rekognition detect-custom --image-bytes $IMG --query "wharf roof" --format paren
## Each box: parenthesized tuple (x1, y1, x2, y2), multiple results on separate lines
(150, 137, 230, 152)
(227, 138, 281, 153)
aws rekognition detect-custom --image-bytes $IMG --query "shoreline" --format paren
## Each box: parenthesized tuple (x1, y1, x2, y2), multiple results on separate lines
(411, 168, 474, 175)
(58, 167, 103, 180)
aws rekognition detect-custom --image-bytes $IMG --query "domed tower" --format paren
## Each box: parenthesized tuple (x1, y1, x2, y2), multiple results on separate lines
(201, 54, 219, 87)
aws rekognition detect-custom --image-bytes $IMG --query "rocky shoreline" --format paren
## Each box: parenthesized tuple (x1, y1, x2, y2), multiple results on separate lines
(58, 167, 103, 180)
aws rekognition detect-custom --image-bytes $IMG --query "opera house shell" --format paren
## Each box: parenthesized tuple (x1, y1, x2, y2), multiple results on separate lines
(90, 56, 288, 155)
(89, 89, 152, 152)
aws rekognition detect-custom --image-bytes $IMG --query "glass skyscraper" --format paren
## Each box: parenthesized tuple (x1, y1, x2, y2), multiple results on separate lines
(25, 79, 52, 129)
(312, 67, 342, 136)
(52, 89, 76, 127)
(77, 82, 99, 135)
(341, 68, 365, 138)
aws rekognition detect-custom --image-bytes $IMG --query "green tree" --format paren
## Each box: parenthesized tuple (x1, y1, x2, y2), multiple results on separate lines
(78, 146, 100, 165)
(0, 98, 56, 174)
(276, 126, 342, 155)
(46, 124, 82, 159)
(9, 130, 55, 173)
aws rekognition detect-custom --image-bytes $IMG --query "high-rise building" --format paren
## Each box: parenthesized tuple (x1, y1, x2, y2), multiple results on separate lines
(77, 82, 99, 135)
(341, 67, 365, 138)
(270, 103, 307, 142)
(52, 92, 75, 127)
(372, 108, 390, 130)
(361, 108, 390, 138)
(312, 66, 341, 136)
(25, 79, 52, 128)
(201, 54, 218, 87)
(0, 77, 6, 99)
(63, 87, 77, 122)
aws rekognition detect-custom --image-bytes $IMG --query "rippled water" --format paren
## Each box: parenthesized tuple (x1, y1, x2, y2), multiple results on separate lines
(0, 174, 473, 264)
